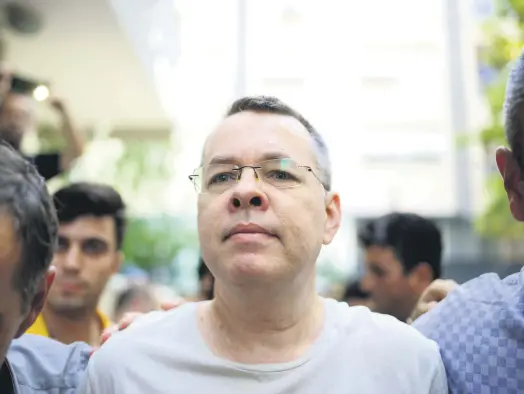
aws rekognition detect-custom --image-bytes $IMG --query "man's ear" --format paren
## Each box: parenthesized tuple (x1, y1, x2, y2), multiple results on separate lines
(323, 192, 341, 245)
(495, 147, 524, 221)
(15, 266, 56, 338)
(407, 263, 434, 293)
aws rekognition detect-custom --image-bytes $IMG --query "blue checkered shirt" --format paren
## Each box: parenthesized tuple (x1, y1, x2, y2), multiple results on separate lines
(413, 268, 524, 393)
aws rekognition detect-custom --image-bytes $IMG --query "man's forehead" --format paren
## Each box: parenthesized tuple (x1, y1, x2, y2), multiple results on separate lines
(59, 216, 115, 240)
(365, 246, 398, 262)
(202, 111, 313, 164)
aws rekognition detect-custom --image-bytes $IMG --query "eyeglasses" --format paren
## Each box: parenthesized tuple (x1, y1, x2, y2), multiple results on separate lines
(188, 158, 323, 194)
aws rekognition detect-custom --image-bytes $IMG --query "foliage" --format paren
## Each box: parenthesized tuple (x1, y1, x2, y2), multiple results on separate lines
(113, 139, 173, 200)
(122, 215, 198, 272)
(473, 0, 524, 239)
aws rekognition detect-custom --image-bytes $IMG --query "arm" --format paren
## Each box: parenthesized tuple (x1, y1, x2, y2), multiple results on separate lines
(49, 98, 84, 172)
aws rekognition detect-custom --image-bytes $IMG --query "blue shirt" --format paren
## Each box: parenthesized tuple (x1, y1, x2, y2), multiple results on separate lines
(414, 268, 524, 393)
(4, 334, 90, 393)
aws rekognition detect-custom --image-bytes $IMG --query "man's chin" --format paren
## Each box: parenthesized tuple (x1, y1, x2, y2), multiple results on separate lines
(47, 299, 90, 318)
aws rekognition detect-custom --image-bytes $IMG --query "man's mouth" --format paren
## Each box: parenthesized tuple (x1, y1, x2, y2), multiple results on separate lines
(224, 223, 277, 241)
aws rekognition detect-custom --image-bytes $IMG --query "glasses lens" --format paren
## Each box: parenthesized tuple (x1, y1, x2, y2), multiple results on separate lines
(201, 164, 239, 193)
(258, 159, 303, 188)
(191, 159, 308, 193)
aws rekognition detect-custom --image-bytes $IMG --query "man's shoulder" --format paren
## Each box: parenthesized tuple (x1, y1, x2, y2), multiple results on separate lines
(8, 334, 91, 392)
(329, 301, 444, 388)
(461, 269, 523, 299)
(332, 301, 440, 355)
(414, 269, 524, 336)
(96, 303, 196, 355)
(413, 271, 524, 392)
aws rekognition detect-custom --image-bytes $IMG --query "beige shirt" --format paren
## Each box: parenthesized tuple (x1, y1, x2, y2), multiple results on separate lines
(79, 299, 448, 394)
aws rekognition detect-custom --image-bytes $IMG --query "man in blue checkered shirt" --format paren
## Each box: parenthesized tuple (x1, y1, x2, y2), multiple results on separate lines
(413, 50, 524, 394)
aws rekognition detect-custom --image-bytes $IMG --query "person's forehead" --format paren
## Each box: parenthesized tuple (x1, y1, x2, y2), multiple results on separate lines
(202, 111, 314, 165)
(364, 246, 400, 265)
(58, 216, 115, 243)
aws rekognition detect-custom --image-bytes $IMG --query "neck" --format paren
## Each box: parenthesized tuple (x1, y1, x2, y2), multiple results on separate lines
(201, 274, 324, 364)
(43, 306, 102, 346)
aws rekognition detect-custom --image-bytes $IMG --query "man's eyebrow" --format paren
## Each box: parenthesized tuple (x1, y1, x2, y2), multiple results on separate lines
(208, 155, 237, 166)
(207, 152, 291, 166)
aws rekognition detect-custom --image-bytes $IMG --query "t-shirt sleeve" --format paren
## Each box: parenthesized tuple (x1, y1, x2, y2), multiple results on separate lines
(77, 350, 118, 394)
(32, 153, 62, 180)
(77, 310, 168, 394)
(7, 334, 91, 392)
(429, 352, 449, 394)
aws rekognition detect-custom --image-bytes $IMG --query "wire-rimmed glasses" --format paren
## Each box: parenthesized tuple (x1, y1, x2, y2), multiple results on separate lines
(188, 158, 323, 194)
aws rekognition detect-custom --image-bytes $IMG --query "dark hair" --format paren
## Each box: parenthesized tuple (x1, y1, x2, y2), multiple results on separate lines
(505, 50, 524, 163)
(226, 95, 332, 191)
(358, 212, 442, 279)
(0, 141, 58, 311)
(53, 182, 126, 249)
(343, 280, 369, 300)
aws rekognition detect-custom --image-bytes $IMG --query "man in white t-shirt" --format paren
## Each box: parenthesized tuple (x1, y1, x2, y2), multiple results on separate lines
(79, 96, 448, 393)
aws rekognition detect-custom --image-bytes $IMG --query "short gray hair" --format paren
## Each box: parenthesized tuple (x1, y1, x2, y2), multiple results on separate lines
(504, 51, 524, 163)
(226, 95, 332, 191)
(0, 141, 57, 311)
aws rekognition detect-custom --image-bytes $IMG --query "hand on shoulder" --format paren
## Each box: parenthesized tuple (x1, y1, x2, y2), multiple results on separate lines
(408, 279, 458, 324)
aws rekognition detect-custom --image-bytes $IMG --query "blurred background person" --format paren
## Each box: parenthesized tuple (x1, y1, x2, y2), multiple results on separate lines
(341, 280, 373, 308)
(0, 69, 84, 180)
(113, 285, 158, 322)
(26, 182, 126, 346)
(196, 256, 214, 301)
(359, 213, 442, 322)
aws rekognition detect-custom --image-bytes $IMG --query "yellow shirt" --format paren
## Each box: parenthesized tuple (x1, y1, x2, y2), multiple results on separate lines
(26, 310, 112, 338)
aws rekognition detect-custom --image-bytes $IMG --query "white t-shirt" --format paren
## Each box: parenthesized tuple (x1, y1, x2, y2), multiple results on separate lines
(79, 299, 448, 394)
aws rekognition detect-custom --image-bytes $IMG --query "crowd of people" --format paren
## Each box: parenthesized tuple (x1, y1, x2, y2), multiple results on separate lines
(1, 45, 524, 394)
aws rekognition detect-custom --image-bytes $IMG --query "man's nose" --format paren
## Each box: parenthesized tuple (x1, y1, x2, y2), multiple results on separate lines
(61, 244, 82, 272)
(360, 274, 374, 292)
(228, 167, 269, 212)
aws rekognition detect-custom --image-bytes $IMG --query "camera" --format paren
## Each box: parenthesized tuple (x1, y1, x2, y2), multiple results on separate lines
(10, 74, 49, 101)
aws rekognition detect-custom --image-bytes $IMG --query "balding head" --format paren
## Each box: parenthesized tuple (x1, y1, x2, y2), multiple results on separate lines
(201, 96, 332, 191)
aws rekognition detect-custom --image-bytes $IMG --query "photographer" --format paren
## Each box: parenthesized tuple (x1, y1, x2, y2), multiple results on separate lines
(0, 68, 84, 180)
